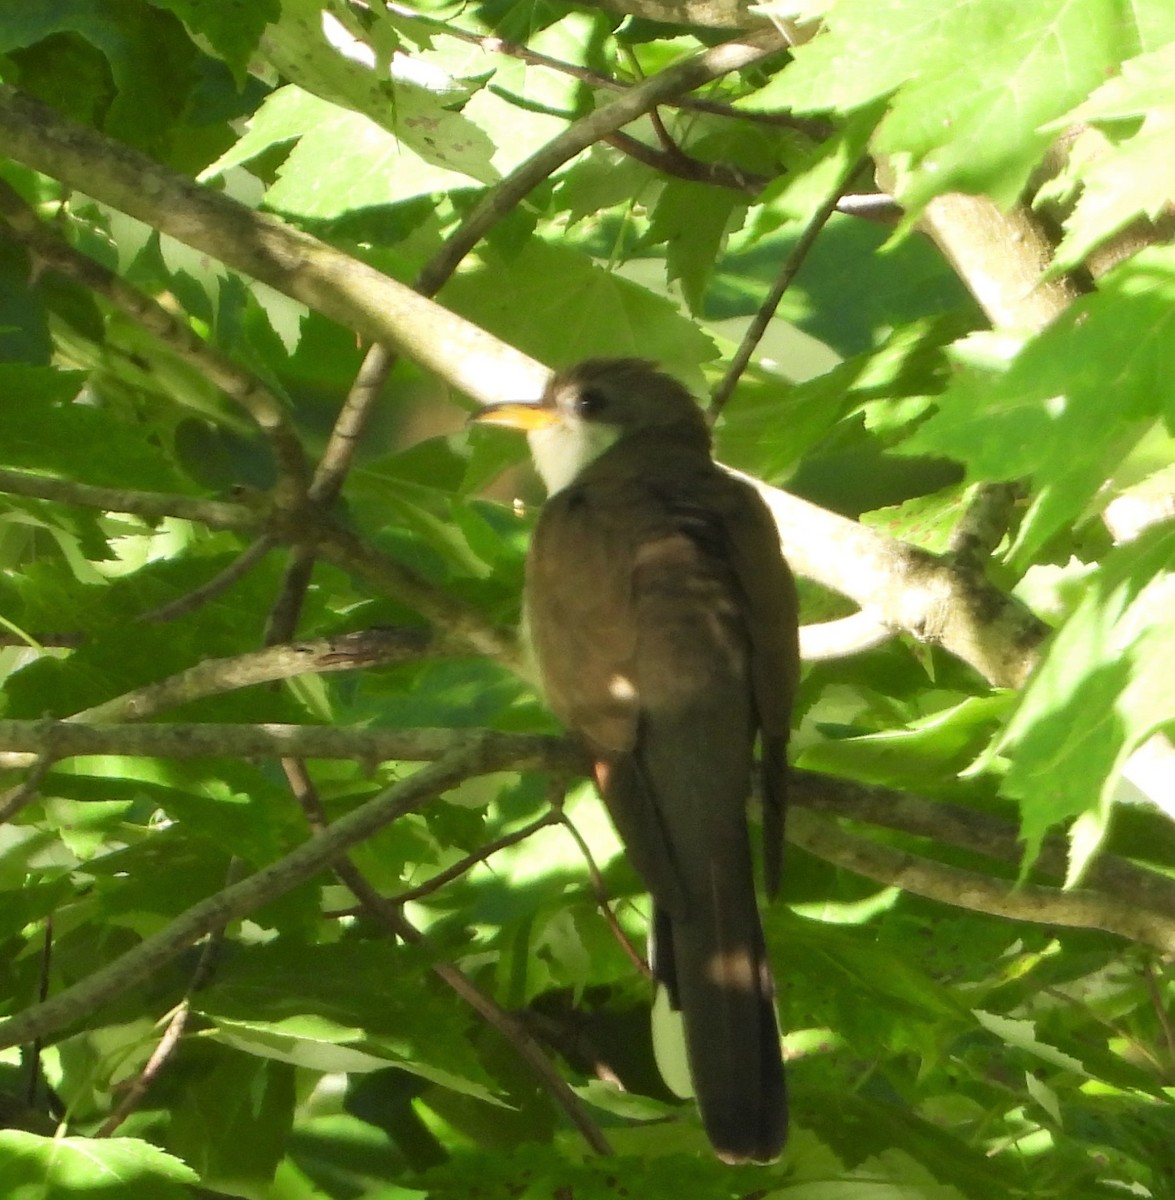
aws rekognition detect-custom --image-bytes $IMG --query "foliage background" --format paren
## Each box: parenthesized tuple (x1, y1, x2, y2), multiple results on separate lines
(1, 1, 1174, 1197)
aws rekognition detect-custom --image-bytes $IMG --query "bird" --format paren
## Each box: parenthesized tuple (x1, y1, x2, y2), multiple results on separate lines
(474, 358, 799, 1163)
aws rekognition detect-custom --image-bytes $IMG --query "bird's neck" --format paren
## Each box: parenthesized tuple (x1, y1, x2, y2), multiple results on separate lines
(529, 420, 712, 495)
(527, 420, 621, 494)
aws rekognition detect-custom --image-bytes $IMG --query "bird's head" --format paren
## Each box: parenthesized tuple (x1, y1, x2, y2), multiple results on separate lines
(474, 358, 709, 493)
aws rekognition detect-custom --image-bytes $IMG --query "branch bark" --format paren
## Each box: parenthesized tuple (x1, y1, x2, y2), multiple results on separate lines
(0, 720, 575, 775)
(788, 809, 1175, 953)
(3, 719, 1174, 953)
(0, 85, 548, 407)
(0, 738, 514, 1051)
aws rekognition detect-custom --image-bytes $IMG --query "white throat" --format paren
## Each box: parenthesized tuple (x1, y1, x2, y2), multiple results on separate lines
(527, 419, 620, 494)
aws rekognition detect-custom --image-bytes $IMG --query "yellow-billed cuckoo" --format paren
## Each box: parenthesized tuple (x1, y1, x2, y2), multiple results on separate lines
(476, 359, 798, 1163)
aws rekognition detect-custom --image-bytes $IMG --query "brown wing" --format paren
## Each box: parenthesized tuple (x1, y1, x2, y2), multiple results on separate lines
(709, 473, 799, 897)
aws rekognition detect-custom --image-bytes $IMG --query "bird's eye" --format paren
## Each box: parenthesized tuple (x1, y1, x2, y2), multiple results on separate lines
(575, 387, 608, 418)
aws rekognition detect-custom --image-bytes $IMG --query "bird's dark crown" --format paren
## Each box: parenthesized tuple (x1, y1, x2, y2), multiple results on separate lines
(545, 359, 710, 439)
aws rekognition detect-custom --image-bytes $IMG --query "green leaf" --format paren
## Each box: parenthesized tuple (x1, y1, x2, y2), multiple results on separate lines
(0, 366, 186, 491)
(903, 247, 1175, 570)
(0, 0, 201, 151)
(997, 522, 1175, 871)
(251, 0, 499, 186)
(714, 314, 962, 483)
(164, 1051, 294, 1192)
(195, 940, 502, 1101)
(554, 144, 658, 224)
(145, 0, 279, 85)
(972, 1010, 1088, 1075)
(646, 182, 745, 314)
(1049, 43, 1175, 271)
(0, 1131, 198, 1199)
(799, 695, 1012, 789)
(205, 85, 492, 217)
(441, 239, 718, 379)
(766, 0, 1147, 208)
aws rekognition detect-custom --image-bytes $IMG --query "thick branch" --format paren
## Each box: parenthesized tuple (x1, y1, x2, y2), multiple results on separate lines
(793, 772, 1175, 921)
(3, 719, 1175, 949)
(0, 85, 548, 406)
(0, 721, 576, 775)
(788, 809, 1175, 953)
(745, 476, 1048, 688)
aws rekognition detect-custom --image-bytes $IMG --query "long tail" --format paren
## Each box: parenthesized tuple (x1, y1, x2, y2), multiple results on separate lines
(651, 854, 786, 1163)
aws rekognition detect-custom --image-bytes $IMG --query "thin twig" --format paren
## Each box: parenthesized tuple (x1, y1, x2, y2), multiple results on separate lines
(392, 811, 562, 904)
(709, 158, 862, 419)
(95, 1002, 191, 1137)
(139, 537, 276, 624)
(65, 630, 438, 725)
(0, 466, 261, 531)
(264, 547, 316, 646)
(324, 810, 558, 915)
(382, 3, 822, 131)
(265, 344, 396, 645)
(415, 27, 787, 296)
(287, 759, 613, 1156)
(311, 344, 396, 505)
(604, 129, 765, 192)
(557, 804, 650, 979)
(97, 859, 244, 1136)
(24, 917, 53, 1108)
(0, 753, 54, 825)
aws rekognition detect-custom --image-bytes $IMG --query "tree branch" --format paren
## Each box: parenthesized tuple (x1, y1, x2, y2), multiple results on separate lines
(0, 721, 576, 776)
(3, 719, 1174, 952)
(604, 128, 765, 192)
(66, 629, 438, 724)
(788, 809, 1175, 953)
(0, 84, 549, 406)
(709, 154, 862, 418)
(793, 771, 1175, 921)
(744, 476, 1049, 689)
(0, 738, 519, 1051)
(413, 27, 787, 295)
(140, 538, 276, 624)
(0, 466, 260, 530)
